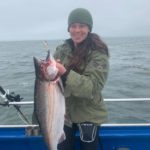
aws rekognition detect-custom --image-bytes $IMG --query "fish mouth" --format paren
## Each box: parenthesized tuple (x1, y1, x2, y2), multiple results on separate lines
(33, 50, 51, 67)
(33, 51, 53, 80)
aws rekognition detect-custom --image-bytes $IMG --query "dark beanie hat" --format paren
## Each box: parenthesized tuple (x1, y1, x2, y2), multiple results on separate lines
(68, 8, 93, 31)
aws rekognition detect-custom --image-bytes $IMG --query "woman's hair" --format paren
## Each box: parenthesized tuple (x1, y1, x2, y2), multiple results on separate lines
(66, 33, 109, 73)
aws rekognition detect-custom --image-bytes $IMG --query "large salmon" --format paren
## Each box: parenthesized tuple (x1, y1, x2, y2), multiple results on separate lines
(33, 51, 65, 150)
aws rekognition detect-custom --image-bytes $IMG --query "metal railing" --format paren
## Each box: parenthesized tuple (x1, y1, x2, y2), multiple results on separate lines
(1, 86, 150, 126)
(5, 98, 150, 105)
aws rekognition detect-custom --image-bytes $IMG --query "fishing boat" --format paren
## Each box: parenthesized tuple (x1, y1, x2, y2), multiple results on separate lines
(0, 122, 150, 150)
(0, 86, 150, 150)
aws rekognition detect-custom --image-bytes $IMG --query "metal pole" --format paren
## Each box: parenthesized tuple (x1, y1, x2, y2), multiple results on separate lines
(104, 98, 150, 102)
(5, 98, 150, 105)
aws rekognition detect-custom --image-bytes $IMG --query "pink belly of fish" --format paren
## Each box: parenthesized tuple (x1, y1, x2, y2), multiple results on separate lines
(35, 80, 65, 150)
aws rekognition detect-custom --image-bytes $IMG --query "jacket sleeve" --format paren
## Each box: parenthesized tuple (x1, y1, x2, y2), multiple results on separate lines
(65, 51, 109, 100)
(53, 45, 62, 60)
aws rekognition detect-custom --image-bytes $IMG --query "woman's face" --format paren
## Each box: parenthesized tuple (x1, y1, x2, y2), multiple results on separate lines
(69, 23, 89, 46)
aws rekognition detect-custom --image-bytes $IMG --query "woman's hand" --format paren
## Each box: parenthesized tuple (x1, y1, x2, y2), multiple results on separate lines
(55, 60, 66, 76)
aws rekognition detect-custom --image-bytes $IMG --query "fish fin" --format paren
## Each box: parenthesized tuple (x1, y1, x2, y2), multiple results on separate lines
(58, 132, 66, 144)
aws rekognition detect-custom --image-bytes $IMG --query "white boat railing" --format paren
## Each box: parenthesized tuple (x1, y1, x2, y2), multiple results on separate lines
(1, 123, 150, 128)
(5, 98, 150, 105)
(104, 98, 150, 101)
(0, 98, 150, 127)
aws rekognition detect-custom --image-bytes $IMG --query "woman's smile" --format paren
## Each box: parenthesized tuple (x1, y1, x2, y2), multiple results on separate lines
(69, 23, 89, 45)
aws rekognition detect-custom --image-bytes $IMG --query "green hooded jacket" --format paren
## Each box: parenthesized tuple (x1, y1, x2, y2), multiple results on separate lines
(54, 41, 109, 126)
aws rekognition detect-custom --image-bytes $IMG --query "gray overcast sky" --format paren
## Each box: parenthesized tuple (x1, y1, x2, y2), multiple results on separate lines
(0, 0, 150, 41)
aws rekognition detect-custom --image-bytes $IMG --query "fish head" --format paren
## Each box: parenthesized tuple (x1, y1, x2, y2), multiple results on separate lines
(33, 51, 58, 81)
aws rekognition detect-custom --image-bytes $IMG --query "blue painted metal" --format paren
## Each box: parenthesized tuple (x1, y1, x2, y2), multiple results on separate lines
(99, 125, 150, 150)
(0, 127, 46, 150)
(0, 125, 150, 150)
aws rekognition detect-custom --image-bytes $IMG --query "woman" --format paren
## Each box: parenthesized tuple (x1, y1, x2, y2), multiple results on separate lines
(54, 8, 109, 150)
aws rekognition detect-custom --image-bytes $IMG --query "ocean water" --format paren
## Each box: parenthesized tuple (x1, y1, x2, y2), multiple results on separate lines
(0, 37, 150, 125)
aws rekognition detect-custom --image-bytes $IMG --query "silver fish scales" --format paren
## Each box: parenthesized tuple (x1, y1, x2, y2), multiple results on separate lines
(33, 51, 65, 150)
